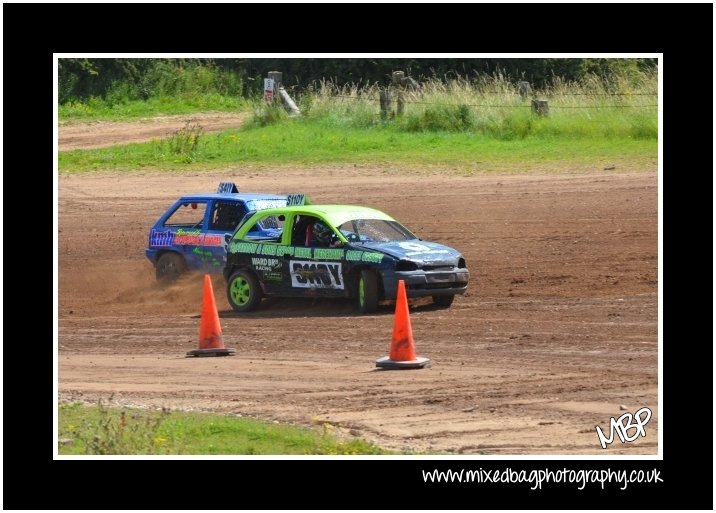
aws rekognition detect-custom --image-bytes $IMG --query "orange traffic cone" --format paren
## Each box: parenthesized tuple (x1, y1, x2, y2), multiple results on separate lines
(375, 280, 430, 369)
(186, 275, 235, 357)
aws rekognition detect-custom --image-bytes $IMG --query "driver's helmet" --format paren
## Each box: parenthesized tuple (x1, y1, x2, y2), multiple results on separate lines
(312, 221, 333, 245)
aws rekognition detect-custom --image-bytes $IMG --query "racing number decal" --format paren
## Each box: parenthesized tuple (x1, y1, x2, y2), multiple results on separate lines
(398, 242, 432, 252)
(286, 194, 306, 206)
(290, 260, 344, 289)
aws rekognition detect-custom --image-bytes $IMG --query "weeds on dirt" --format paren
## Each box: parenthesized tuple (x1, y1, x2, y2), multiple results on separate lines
(168, 121, 203, 159)
(60, 398, 174, 455)
(58, 401, 392, 455)
(147, 121, 205, 164)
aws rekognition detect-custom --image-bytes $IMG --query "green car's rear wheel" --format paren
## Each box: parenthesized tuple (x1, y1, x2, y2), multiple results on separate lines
(227, 269, 262, 312)
(357, 270, 379, 314)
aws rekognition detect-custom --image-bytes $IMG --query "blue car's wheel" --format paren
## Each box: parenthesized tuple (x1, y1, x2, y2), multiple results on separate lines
(357, 270, 378, 314)
(156, 252, 186, 283)
(227, 269, 262, 312)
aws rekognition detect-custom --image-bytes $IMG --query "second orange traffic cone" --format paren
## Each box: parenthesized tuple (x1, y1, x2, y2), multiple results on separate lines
(375, 280, 430, 369)
(186, 274, 235, 357)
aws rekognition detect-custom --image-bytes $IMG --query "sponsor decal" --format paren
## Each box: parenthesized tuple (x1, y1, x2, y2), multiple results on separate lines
(175, 234, 202, 245)
(276, 246, 295, 257)
(294, 247, 312, 258)
(229, 242, 261, 254)
(229, 243, 383, 263)
(150, 228, 223, 247)
(361, 252, 383, 263)
(261, 244, 278, 256)
(345, 250, 383, 263)
(398, 241, 432, 252)
(247, 199, 287, 210)
(193, 247, 222, 266)
(231, 243, 298, 257)
(251, 257, 281, 272)
(290, 260, 344, 289)
(174, 229, 201, 243)
(203, 235, 223, 246)
(150, 229, 175, 247)
(313, 248, 344, 260)
(405, 249, 450, 256)
(263, 272, 283, 281)
(397, 241, 450, 257)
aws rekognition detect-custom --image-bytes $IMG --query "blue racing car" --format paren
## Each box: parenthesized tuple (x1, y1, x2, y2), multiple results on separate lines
(146, 182, 287, 282)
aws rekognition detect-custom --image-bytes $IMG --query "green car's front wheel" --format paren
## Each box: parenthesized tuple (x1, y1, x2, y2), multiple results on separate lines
(227, 269, 263, 312)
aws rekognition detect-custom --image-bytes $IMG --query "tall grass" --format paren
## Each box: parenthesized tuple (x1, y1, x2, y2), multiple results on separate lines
(293, 69, 657, 140)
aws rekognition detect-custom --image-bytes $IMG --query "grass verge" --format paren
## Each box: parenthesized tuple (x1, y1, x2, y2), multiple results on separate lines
(58, 401, 391, 455)
(59, 93, 245, 121)
(58, 116, 656, 173)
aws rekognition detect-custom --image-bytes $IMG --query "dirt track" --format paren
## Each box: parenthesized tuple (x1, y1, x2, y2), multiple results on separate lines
(59, 112, 248, 150)
(58, 162, 658, 455)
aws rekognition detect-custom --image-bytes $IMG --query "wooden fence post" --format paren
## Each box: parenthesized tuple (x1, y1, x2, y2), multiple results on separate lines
(379, 89, 392, 120)
(392, 71, 406, 117)
(268, 71, 283, 89)
(397, 92, 404, 117)
(265, 71, 282, 104)
(531, 99, 549, 117)
(518, 81, 531, 101)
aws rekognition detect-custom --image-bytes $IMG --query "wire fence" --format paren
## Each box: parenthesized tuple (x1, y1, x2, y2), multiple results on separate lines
(330, 94, 657, 109)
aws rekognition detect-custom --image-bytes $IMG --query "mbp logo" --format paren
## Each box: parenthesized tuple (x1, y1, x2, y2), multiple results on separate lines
(595, 407, 652, 449)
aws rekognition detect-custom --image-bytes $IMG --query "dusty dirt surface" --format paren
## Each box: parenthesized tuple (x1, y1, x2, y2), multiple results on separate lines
(59, 112, 248, 151)
(58, 166, 658, 455)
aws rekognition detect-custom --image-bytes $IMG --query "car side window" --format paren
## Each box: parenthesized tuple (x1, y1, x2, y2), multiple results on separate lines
(244, 212, 285, 241)
(164, 201, 207, 228)
(292, 215, 317, 246)
(210, 201, 246, 231)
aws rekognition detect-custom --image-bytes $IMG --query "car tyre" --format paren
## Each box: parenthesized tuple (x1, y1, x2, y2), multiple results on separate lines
(155, 252, 186, 283)
(227, 269, 263, 312)
(357, 270, 379, 314)
(432, 294, 455, 308)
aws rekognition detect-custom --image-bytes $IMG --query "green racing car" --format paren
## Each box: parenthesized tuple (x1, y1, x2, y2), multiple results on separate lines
(223, 197, 470, 313)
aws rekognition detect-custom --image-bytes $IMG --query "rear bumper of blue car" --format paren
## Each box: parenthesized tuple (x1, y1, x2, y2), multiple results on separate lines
(145, 248, 160, 264)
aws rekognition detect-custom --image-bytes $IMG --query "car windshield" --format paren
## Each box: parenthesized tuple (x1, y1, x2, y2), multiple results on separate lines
(337, 219, 416, 242)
